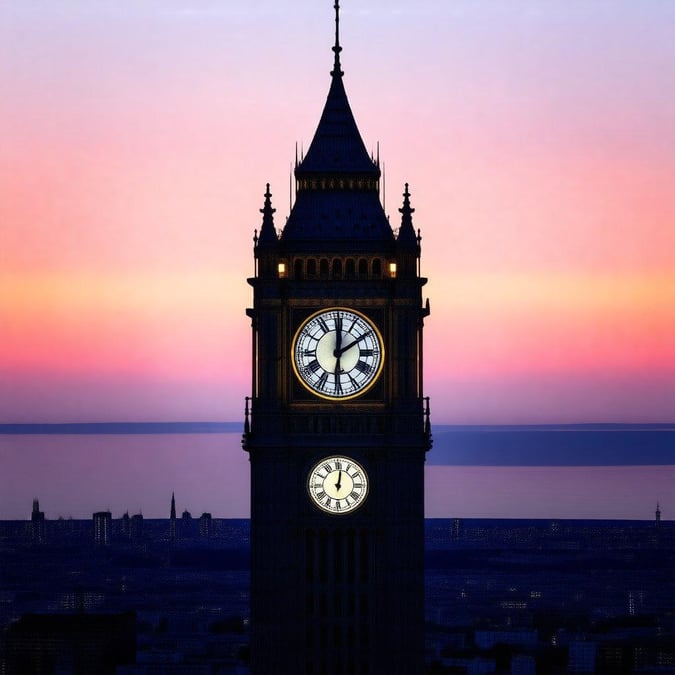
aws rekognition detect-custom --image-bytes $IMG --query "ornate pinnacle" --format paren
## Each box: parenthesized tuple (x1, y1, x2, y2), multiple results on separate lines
(257, 183, 279, 247)
(399, 183, 415, 217)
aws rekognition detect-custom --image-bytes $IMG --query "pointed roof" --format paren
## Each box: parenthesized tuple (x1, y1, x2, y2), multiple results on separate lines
(295, 75, 380, 178)
(294, 1, 380, 180)
(281, 2, 392, 250)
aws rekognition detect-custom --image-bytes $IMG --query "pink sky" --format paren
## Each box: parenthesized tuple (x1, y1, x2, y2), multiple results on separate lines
(2, 1, 674, 424)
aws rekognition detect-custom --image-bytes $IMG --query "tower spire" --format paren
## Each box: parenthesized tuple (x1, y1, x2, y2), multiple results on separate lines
(331, 1, 343, 77)
(170, 492, 176, 540)
(397, 183, 418, 247)
(256, 183, 278, 247)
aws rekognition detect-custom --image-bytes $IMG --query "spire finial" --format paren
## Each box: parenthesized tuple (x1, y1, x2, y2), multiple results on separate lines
(331, 1, 343, 77)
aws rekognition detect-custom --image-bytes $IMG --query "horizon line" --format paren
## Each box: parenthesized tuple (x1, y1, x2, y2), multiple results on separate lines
(1, 421, 674, 435)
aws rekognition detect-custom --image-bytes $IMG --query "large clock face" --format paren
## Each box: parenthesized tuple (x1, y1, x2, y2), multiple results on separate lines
(292, 307, 384, 400)
(307, 456, 369, 515)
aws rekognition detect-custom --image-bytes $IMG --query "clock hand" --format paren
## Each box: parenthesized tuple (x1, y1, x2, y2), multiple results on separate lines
(335, 470, 343, 491)
(336, 330, 372, 357)
(332, 314, 345, 394)
(335, 312, 342, 353)
(334, 353, 343, 393)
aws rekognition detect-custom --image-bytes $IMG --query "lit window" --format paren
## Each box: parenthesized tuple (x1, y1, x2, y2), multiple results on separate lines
(278, 262, 287, 278)
(389, 262, 397, 278)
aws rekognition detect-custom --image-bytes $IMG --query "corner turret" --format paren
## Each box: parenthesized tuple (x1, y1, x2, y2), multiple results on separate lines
(254, 184, 280, 278)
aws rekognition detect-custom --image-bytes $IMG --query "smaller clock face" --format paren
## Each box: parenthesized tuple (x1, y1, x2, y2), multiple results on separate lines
(292, 307, 384, 400)
(307, 456, 369, 515)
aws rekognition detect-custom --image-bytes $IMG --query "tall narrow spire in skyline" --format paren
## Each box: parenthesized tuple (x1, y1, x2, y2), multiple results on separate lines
(170, 492, 176, 540)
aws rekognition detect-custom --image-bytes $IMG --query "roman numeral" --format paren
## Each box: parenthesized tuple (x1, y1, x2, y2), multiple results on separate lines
(317, 317, 329, 333)
(318, 372, 329, 390)
(308, 360, 321, 373)
(354, 361, 371, 375)
(359, 349, 374, 357)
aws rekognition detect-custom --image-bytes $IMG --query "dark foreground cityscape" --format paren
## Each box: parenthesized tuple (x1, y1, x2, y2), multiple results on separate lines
(0, 507, 672, 674)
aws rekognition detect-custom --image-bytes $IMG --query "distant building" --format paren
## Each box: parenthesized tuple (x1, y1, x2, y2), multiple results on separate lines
(170, 492, 176, 540)
(93, 511, 112, 546)
(130, 513, 144, 541)
(121, 511, 131, 538)
(656, 501, 661, 526)
(199, 512, 212, 539)
(31, 498, 45, 543)
(181, 509, 194, 538)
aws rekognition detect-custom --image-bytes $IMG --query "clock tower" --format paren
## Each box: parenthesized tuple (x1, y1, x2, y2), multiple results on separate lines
(243, 4, 431, 674)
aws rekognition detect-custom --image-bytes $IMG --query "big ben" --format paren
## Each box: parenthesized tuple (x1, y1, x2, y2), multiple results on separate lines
(242, 4, 431, 674)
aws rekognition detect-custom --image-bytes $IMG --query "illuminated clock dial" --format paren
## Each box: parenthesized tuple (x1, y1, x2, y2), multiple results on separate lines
(307, 456, 369, 515)
(292, 307, 384, 400)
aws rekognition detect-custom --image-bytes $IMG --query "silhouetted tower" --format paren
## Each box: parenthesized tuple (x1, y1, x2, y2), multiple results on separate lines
(93, 511, 111, 546)
(243, 4, 430, 673)
(169, 492, 176, 540)
(31, 498, 45, 543)
(121, 511, 131, 539)
(656, 502, 661, 527)
(199, 512, 212, 538)
(181, 509, 194, 538)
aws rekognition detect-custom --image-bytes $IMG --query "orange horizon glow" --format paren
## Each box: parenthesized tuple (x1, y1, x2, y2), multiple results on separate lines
(2, 1, 674, 424)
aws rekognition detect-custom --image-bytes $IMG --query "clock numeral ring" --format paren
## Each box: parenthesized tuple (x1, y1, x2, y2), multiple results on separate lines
(307, 456, 369, 515)
(292, 307, 384, 400)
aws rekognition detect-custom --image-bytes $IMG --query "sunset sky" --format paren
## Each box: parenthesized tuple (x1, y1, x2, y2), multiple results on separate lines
(2, 0, 675, 425)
